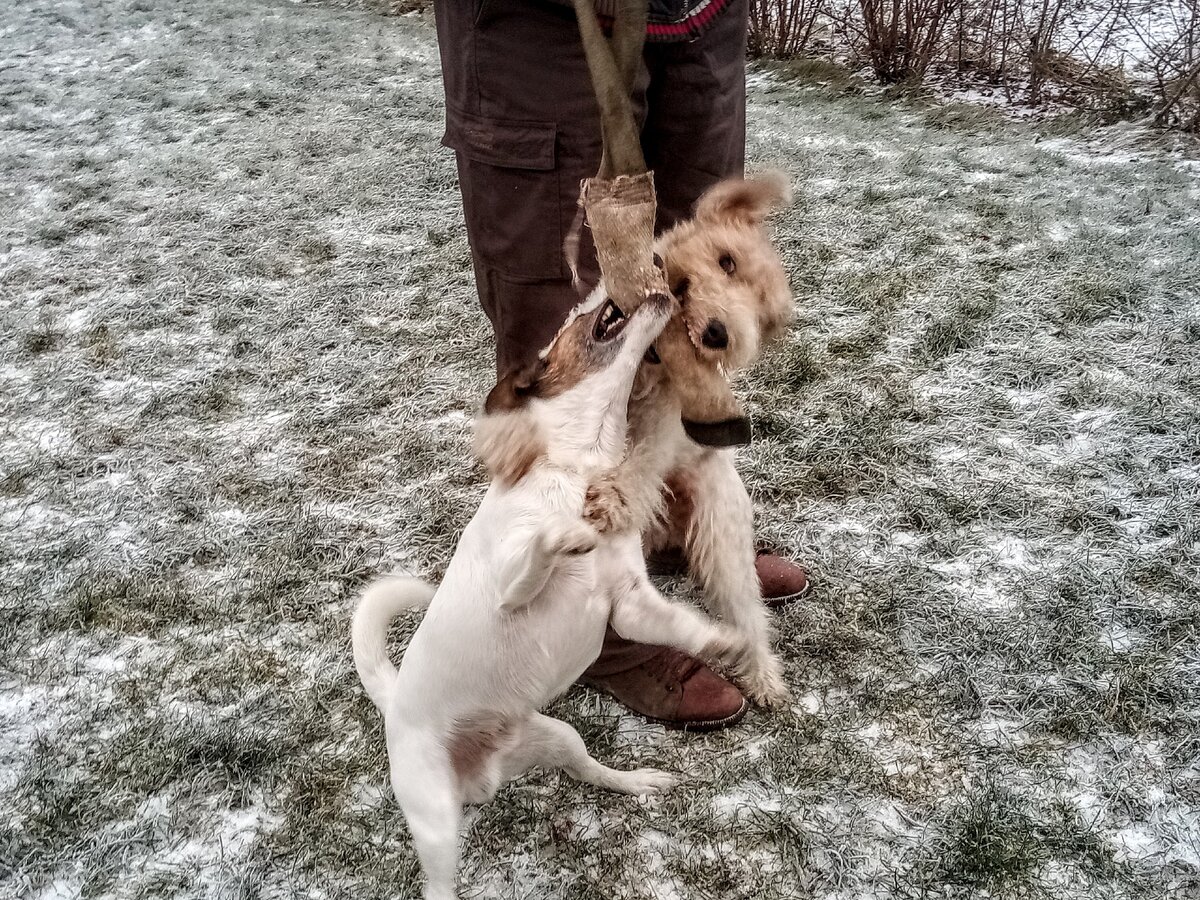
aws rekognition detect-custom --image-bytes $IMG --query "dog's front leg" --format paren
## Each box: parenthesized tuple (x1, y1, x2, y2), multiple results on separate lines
(607, 569, 762, 698)
(496, 518, 599, 612)
(683, 450, 789, 707)
(585, 416, 676, 535)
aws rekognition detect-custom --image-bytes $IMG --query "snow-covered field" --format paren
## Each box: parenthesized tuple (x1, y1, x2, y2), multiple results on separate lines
(2, 1, 1198, 898)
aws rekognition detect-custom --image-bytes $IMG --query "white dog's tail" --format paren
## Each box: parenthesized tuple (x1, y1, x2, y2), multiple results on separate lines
(351, 575, 437, 710)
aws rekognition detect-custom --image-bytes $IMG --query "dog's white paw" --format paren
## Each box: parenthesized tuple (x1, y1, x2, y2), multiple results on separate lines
(583, 479, 634, 534)
(740, 653, 790, 709)
(615, 767, 678, 796)
(546, 520, 600, 556)
(704, 634, 789, 708)
(703, 628, 754, 675)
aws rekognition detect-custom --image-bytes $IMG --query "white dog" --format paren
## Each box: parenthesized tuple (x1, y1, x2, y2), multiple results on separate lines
(352, 290, 759, 900)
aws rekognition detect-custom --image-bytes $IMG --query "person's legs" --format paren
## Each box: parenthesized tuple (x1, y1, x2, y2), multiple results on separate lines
(434, 0, 602, 376)
(641, 0, 749, 230)
(434, 0, 748, 728)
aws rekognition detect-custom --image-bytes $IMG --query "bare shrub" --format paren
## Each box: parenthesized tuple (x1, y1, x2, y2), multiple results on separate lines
(750, 0, 831, 57)
(1023, 0, 1071, 102)
(1134, 0, 1200, 130)
(1157, 62, 1200, 130)
(1036, 49, 1146, 115)
(759, 0, 1197, 131)
(948, 0, 1022, 80)
(853, 0, 962, 83)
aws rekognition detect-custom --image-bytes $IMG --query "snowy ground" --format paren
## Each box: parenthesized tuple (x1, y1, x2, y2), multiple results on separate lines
(2, 1, 1199, 898)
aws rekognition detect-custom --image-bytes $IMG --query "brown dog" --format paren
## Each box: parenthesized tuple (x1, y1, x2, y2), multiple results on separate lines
(585, 172, 795, 704)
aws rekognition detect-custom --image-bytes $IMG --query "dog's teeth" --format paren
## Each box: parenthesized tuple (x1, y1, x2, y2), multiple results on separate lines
(594, 300, 626, 341)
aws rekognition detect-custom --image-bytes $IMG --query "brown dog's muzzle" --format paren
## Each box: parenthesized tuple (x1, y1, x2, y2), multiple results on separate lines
(654, 316, 752, 448)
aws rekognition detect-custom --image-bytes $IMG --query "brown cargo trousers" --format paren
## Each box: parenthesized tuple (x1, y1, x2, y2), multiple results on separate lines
(434, 0, 749, 375)
(434, 0, 748, 676)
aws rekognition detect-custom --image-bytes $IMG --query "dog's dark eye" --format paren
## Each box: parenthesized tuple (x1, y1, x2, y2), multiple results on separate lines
(718, 254, 736, 275)
(672, 277, 690, 299)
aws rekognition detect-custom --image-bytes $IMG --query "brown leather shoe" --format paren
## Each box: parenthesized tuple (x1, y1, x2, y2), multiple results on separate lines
(755, 549, 811, 609)
(646, 546, 811, 608)
(581, 646, 748, 731)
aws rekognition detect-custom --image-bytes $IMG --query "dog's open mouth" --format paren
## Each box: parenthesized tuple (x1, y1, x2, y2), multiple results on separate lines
(592, 299, 628, 342)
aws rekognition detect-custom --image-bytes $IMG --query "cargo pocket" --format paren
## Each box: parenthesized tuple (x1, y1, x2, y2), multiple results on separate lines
(443, 106, 562, 279)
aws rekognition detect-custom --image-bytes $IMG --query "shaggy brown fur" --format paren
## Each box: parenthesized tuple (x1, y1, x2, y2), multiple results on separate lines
(582, 173, 797, 704)
(586, 172, 796, 536)
(472, 412, 546, 488)
(659, 171, 794, 373)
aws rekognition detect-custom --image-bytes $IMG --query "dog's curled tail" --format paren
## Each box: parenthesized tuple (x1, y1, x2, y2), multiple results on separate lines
(351, 575, 436, 710)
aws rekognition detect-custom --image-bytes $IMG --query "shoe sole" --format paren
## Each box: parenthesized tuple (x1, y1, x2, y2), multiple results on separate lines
(580, 683, 750, 733)
(763, 580, 812, 610)
(649, 696, 750, 732)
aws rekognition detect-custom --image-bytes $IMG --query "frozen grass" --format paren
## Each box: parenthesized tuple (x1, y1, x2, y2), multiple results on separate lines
(2, 1, 1198, 898)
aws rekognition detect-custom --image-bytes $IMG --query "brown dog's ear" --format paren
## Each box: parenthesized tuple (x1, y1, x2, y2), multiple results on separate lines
(694, 172, 792, 228)
(484, 359, 546, 415)
(473, 410, 546, 487)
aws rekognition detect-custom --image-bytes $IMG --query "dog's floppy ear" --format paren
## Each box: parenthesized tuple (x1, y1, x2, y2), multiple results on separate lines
(484, 359, 546, 415)
(477, 361, 548, 486)
(473, 409, 545, 487)
(694, 171, 792, 228)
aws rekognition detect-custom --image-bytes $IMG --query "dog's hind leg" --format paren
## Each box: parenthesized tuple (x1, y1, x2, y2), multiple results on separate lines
(676, 453, 789, 707)
(389, 727, 462, 900)
(499, 713, 676, 796)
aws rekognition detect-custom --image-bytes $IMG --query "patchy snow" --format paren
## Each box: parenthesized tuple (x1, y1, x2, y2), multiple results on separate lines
(972, 715, 1029, 748)
(612, 714, 668, 750)
(2, 2, 1197, 899)
(711, 783, 787, 820)
(1100, 623, 1142, 653)
(991, 535, 1032, 570)
(33, 881, 82, 900)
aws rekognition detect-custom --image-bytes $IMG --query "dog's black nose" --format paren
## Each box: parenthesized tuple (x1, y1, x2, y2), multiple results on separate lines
(701, 319, 728, 350)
